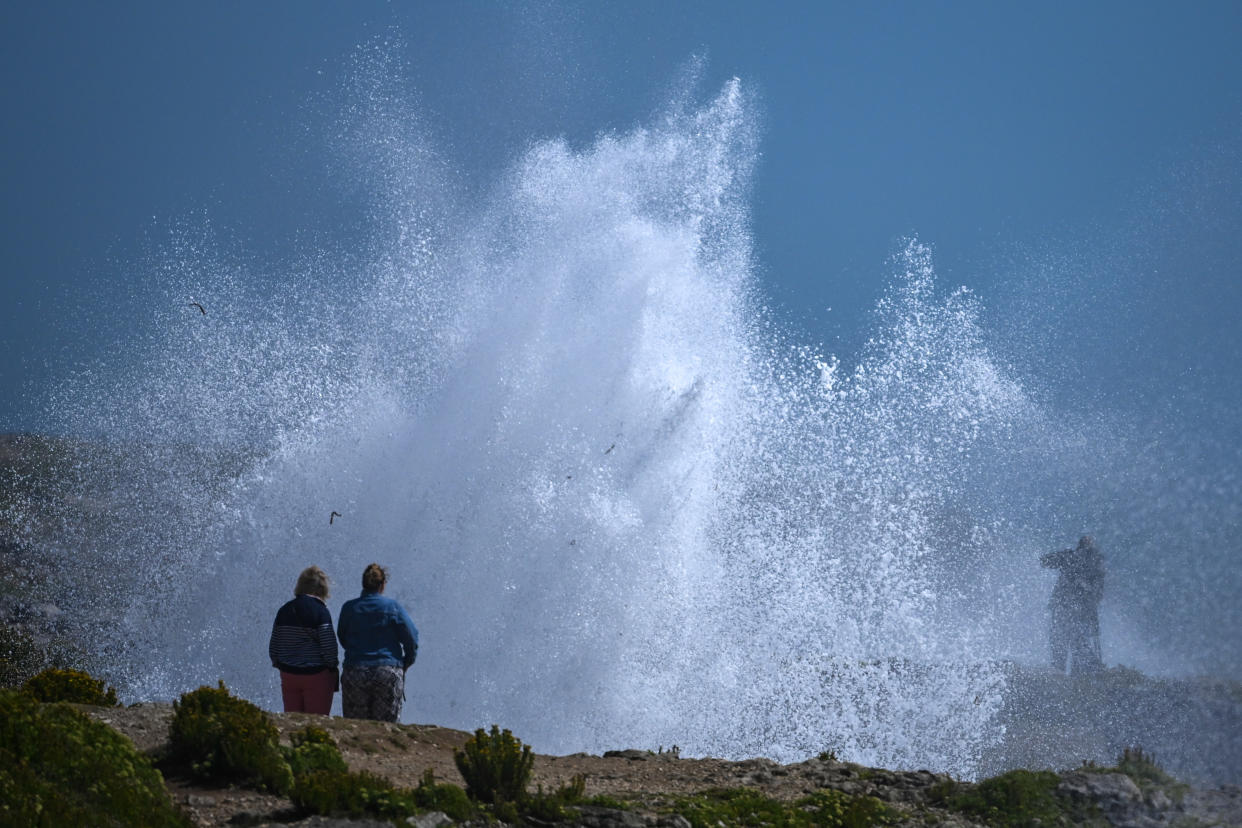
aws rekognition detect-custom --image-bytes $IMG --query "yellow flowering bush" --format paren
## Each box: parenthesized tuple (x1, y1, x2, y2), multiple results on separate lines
(0, 688, 190, 826)
(22, 667, 120, 706)
(454, 724, 535, 805)
(168, 680, 292, 794)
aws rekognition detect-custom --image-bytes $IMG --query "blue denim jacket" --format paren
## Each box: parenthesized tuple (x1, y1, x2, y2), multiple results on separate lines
(337, 590, 419, 669)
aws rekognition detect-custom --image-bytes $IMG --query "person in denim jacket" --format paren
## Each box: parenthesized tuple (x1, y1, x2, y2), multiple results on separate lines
(337, 563, 419, 721)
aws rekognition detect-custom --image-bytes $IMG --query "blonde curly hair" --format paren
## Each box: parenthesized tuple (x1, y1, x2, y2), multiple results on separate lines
(294, 565, 330, 599)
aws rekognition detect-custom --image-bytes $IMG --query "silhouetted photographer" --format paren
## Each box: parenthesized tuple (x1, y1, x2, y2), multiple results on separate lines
(1040, 535, 1104, 675)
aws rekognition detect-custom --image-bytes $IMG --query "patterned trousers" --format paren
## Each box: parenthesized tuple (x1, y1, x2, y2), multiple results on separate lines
(341, 664, 405, 721)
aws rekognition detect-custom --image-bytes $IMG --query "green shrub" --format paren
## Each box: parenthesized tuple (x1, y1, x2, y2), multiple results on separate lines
(454, 724, 535, 805)
(1114, 746, 1178, 788)
(521, 774, 589, 823)
(795, 789, 897, 827)
(283, 725, 348, 778)
(0, 688, 191, 827)
(168, 680, 293, 794)
(664, 787, 897, 828)
(22, 667, 119, 706)
(1083, 746, 1187, 805)
(670, 788, 789, 828)
(491, 798, 521, 824)
(290, 765, 478, 822)
(555, 773, 586, 803)
(926, 778, 958, 805)
(414, 768, 478, 822)
(291, 768, 418, 819)
(581, 793, 633, 810)
(938, 769, 1074, 827)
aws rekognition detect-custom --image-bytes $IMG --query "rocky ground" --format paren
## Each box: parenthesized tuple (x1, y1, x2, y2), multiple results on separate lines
(84, 703, 1242, 828)
(7, 434, 1242, 825)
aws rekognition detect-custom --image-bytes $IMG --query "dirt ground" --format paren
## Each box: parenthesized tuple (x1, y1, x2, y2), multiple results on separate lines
(85, 702, 1242, 828)
(87, 702, 954, 826)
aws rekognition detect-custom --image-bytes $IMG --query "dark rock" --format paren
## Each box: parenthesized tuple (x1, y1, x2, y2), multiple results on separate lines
(650, 816, 690, 828)
(573, 805, 647, 828)
(983, 664, 1242, 787)
(255, 816, 395, 828)
(1145, 788, 1175, 811)
(407, 811, 454, 828)
(1058, 770, 1142, 807)
(1056, 770, 1180, 827)
(603, 749, 653, 761)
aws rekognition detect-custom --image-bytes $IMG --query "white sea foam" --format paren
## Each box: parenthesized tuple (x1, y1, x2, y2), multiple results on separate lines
(45, 57, 1202, 777)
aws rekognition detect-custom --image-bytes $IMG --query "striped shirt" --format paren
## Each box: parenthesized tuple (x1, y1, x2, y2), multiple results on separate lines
(269, 593, 339, 675)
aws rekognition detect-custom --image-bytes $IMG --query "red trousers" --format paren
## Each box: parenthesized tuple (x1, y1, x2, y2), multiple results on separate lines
(279, 669, 336, 715)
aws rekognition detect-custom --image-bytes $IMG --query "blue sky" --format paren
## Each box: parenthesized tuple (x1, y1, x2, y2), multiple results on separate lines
(2, 1, 1241, 430)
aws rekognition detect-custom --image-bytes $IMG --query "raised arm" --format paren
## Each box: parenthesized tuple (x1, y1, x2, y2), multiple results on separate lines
(1040, 548, 1074, 570)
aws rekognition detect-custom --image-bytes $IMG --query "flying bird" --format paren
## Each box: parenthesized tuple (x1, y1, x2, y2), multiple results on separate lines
(604, 443, 615, 455)
(329, 511, 342, 525)
(189, 302, 205, 315)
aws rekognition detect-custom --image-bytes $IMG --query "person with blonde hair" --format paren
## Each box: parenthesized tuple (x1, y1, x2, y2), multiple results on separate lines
(269, 565, 340, 714)
(337, 563, 419, 721)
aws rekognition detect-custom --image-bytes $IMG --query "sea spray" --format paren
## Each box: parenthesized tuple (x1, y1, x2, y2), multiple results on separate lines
(36, 64, 1110, 777)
